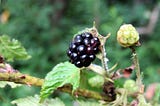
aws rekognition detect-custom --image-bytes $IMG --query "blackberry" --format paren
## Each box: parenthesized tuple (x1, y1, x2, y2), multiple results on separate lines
(71, 53, 78, 60)
(91, 37, 100, 47)
(74, 61, 83, 67)
(87, 47, 93, 54)
(67, 32, 101, 68)
(69, 43, 77, 52)
(93, 47, 99, 54)
(84, 38, 91, 46)
(77, 45, 86, 54)
(89, 54, 95, 61)
(80, 54, 88, 62)
(67, 50, 72, 56)
(74, 34, 82, 40)
(84, 32, 93, 39)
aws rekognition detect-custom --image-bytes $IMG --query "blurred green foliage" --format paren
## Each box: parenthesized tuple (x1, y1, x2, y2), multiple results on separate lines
(0, 0, 159, 105)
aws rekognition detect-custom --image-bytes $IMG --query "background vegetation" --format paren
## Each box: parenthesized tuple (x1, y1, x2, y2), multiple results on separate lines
(0, 0, 159, 105)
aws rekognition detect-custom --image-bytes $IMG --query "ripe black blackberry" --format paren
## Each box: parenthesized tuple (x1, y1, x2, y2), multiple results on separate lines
(67, 32, 101, 68)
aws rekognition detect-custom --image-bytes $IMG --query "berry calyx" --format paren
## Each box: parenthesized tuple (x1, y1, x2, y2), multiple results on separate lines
(67, 32, 101, 68)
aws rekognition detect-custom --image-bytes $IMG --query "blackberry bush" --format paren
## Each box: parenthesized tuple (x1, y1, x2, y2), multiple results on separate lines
(67, 32, 101, 68)
(0, 23, 155, 106)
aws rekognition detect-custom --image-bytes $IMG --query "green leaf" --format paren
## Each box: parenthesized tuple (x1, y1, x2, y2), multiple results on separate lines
(0, 35, 31, 61)
(40, 61, 80, 101)
(11, 95, 65, 106)
(0, 81, 21, 88)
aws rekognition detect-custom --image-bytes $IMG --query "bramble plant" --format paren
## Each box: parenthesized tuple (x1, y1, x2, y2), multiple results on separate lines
(0, 23, 159, 106)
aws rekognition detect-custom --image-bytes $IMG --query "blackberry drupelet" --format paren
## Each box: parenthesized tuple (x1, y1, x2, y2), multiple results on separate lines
(67, 32, 101, 68)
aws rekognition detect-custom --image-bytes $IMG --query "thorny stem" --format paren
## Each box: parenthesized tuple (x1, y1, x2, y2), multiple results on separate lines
(130, 47, 143, 92)
(0, 72, 114, 101)
(99, 34, 110, 77)
(90, 26, 110, 77)
(58, 85, 114, 101)
(101, 42, 109, 71)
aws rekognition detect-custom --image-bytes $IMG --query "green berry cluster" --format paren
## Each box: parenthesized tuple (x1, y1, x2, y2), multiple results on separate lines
(117, 24, 139, 47)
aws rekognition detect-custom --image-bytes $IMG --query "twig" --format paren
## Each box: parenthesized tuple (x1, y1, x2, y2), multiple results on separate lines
(99, 34, 110, 76)
(0, 72, 44, 86)
(90, 27, 110, 77)
(0, 72, 114, 101)
(130, 47, 143, 92)
(58, 85, 114, 101)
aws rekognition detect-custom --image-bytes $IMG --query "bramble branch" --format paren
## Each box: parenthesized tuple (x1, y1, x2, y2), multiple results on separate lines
(0, 72, 113, 102)
(0, 72, 44, 86)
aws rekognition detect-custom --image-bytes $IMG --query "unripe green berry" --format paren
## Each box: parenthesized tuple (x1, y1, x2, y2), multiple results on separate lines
(117, 24, 139, 47)
(124, 79, 138, 93)
(88, 75, 104, 88)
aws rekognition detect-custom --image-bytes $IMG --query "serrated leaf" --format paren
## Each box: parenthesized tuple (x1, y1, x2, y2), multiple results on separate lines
(40, 61, 80, 101)
(0, 35, 31, 61)
(77, 100, 104, 106)
(0, 81, 21, 88)
(11, 95, 65, 106)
